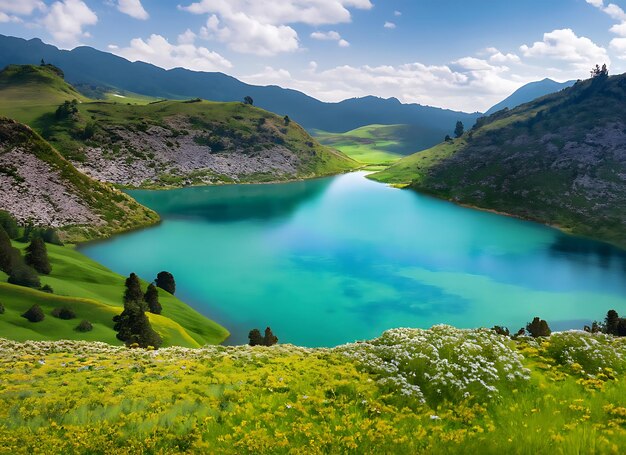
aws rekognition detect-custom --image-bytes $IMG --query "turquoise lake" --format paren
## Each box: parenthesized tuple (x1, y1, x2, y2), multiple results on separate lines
(80, 172, 626, 347)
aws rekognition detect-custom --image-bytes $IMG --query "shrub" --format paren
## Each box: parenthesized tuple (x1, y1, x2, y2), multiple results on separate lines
(155, 271, 176, 295)
(51, 306, 76, 320)
(25, 237, 51, 275)
(41, 284, 53, 293)
(0, 302, 4, 314)
(8, 262, 41, 288)
(0, 226, 20, 273)
(75, 320, 93, 332)
(22, 304, 45, 322)
(249, 329, 263, 346)
(526, 317, 551, 337)
(0, 210, 19, 239)
(263, 327, 278, 346)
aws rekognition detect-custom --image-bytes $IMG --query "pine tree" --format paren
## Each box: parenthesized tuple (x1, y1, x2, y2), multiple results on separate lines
(144, 283, 162, 314)
(248, 329, 263, 346)
(25, 237, 51, 275)
(526, 317, 551, 338)
(0, 226, 19, 273)
(124, 273, 143, 304)
(605, 310, 619, 335)
(155, 271, 176, 294)
(263, 327, 278, 346)
(8, 262, 40, 288)
(0, 210, 19, 239)
(454, 121, 464, 138)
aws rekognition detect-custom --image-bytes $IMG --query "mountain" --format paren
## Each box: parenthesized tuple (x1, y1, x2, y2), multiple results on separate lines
(371, 73, 626, 247)
(0, 34, 480, 140)
(0, 64, 358, 187)
(485, 78, 576, 115)
(0, 116, 158, 241)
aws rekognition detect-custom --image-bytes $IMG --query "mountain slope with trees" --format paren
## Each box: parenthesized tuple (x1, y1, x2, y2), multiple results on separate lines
(371, 68, 626, 247)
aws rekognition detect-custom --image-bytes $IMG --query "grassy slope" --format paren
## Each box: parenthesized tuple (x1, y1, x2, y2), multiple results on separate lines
(0, 65, 358, 182)
(0, 242, 229, 347)
(1, 329, 625, 453)
(0, 117, 159, 241)
(371, 75, 626, 247)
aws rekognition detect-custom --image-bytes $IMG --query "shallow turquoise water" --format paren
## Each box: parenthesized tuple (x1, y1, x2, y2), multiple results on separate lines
(80, 172, 626, 346)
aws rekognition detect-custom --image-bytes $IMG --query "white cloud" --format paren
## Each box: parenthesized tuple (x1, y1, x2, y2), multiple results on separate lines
(178, 29, 197, 44)
(394, 10, 402, 16)
(117, 0, 148, 20)
(41, 0, 98, 48)
(0, 0, 45, 16)
(113, 34, 233, 71)
(520, 28, 609, 70)
(182, 0, 372, 55)
(311, 30, 341, 40)
(586, 0, 626, 61)
(488, 49, 521, 63)
(384, 21, 396, 29)
(338, 39, 350, 47)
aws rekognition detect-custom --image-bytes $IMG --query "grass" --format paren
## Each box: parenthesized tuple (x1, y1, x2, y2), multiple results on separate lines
(1, 327, 625, 453)
(0, 241, 229, 347)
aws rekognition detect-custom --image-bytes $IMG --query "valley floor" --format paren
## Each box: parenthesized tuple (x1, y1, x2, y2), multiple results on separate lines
(1, 327, 626, 454)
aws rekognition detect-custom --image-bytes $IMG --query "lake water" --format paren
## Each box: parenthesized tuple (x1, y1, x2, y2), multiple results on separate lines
(80, 172, 626, 347)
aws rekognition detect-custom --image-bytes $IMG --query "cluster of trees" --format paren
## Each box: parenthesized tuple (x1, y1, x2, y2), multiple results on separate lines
(18, 302, 92, 331)
(55, 99, 79, 120)
(0, 212, 55, 290)
(492, 316, 552, 338)
(590, 63, 609, 79)
(113, 273, 163, 348)
(584, 310, 626, 336)
(248, 327, 279, 346)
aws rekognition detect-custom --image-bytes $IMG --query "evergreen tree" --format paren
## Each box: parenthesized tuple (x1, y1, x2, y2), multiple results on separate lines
(155, 271, 176, 294)
(454, 121, 464, 138)
(526, 317, 551, 338)
(25, 237, 51, 275)
(283, 115, 291, 125)
(144, 283, 162, 314)
(0, 210, 19, 239)
(248, 328, 263, 346)
(605, 310, 619, 335)
(124, 273, 143, 304)
(618, 318, 626, 337)
(8, 262, 40, 288)
(263, 327, 278, 346)
(22, 304, 44, 322)
(243, 96, 254, 105)
(0, 226, 20, 273)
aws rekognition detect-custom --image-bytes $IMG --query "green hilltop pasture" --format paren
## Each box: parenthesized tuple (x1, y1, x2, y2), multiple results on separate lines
(1, 327, 626, 453)
(0, 241, 229, 347)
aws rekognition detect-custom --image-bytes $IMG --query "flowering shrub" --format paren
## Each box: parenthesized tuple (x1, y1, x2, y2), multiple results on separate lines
(338, 325, 530, 407)
(541, 330, 626, 378)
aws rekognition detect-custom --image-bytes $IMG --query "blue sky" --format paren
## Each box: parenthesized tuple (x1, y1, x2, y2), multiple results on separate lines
(1, 0, 625, 111)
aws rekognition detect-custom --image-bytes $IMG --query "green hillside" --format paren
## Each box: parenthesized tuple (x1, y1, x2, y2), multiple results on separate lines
(371, 73, 626, 248)
(0, 241, 228, 347)
(1, 327, 626, 453)
(0, 64, 358, 187)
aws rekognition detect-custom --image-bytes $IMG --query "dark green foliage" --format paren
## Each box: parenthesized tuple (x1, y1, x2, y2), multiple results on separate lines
(618, 319, 626, 337)
(248, 328, 263, 346)
(444, 135, 452, 142)
(454, 121, 464, 138)
(75, 319, 93, 332)
(22, 304, 44, 322)
(124, 273, 143, 304)
(155, 271, 176, 295)
(526, 317, 551, 338)
(590, 64, 609, 79)
(114, 273, 162, 348)
(41, 284, 53, 293)
(492, 326, 510, 337)
(25, 237, 51, 274)
(144, 283, 162, 314)
(284, 115, 291, 125)
(82, 121, 97, 140)
(584, 321, 603, 333)
(0, 226, 20, 273)
(605, 310, 620, 335)
(8, 262, 41, 288)
(243, 96, 254, 105)
(264, 327, 278, 346)
(0, 210, 19, 239)
(40, 229, 63, 246)
(51, 306, 76, 319)
(0, 302, 4, 314)
(55, 99, 79, 120)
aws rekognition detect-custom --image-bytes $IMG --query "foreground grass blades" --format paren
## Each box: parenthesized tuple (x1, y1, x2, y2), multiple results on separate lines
(1, 327, 626, 454)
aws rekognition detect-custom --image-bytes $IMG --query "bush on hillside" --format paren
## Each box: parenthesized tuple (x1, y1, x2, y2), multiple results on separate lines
(114, 273, 162, 348)
(41, 284, 53, 293)
(144, 283, 162, 314)
(0, 226, 21, 274)
(0, 211, 19, 239)
(25, 237, 51, 275)
(75, 320, 93, 332)
(526, 317, 551, 338)
(0, 302, 4, 314)
(51, 306, 76, 320)
(155, 271, 176, 295)
(8, 262, 41, 288)
(22, 304, 45, 322)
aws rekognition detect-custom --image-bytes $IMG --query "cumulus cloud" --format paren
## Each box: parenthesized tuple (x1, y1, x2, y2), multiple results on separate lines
(41, 0, 98, 48)
(310, 30, 349, 47)
(117, 0, 148, 20)
(0, 0, 45, 22)
(486, 48, 521, 63)
(113, 33, 232, 71)
(182, 0, 372, 55)
(586, 0, 626, 60)
(384, 21, 396, 29)
(394, 10, 402, 16)
(520, 28, 609, 70)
